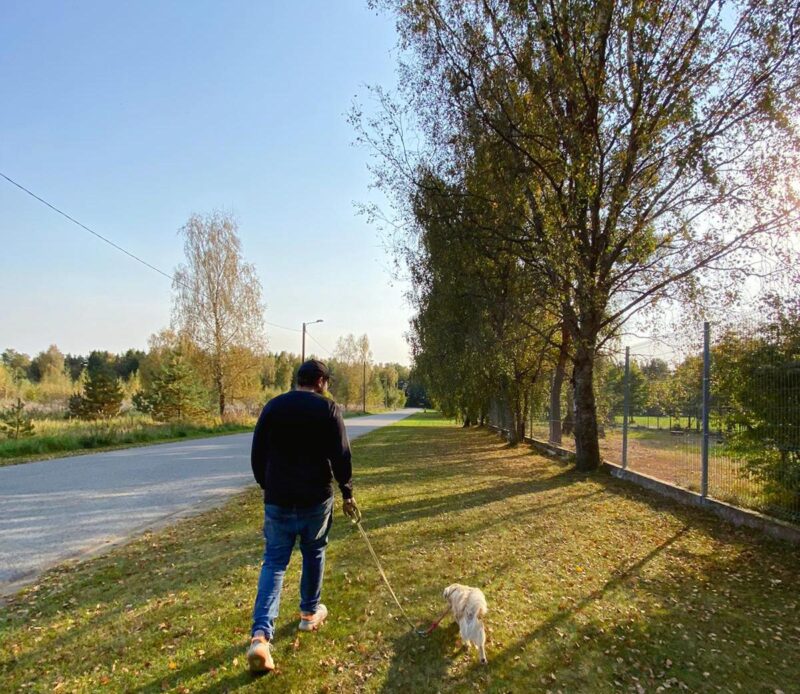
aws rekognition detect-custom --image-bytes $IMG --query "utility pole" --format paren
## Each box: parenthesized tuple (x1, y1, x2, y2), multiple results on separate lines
(301, 319, 323, 362)
(362, 360, 367, 413)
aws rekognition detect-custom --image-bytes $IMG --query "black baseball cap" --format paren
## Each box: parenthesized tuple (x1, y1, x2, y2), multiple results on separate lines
(297, 359, 331, 386)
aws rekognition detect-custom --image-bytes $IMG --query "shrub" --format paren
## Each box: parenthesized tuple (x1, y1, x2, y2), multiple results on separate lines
(0, 399, 35, 439)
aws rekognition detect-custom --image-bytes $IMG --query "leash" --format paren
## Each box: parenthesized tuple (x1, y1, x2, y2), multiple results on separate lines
(347, 505, 439, 638)
(423, 606, 451, 636)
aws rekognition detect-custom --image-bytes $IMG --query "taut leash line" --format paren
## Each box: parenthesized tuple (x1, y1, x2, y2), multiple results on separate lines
(353, 519, 427, 635)
(347, 505, 431, 637)
(346, 504, 450, 639)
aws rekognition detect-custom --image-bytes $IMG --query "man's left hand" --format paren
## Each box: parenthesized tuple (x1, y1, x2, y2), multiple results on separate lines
(343, 497, 361, 522)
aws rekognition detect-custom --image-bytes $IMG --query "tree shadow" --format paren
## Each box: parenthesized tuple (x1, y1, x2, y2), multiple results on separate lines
(5, 421, 800, 692)
(127, 643, 247, 693)
(360, 468, 581, 533)
(474, 524, 799, 692)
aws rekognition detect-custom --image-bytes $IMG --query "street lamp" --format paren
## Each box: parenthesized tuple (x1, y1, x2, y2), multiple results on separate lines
(301, 319, 323, 362)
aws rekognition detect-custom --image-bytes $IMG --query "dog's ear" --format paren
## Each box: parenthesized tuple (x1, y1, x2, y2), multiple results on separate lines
(443, 585, 453, 600)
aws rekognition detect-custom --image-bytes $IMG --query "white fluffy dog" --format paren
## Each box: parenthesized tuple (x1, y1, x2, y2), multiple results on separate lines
(443, 583, 488, 664)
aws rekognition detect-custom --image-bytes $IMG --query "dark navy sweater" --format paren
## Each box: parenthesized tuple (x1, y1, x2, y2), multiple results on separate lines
(250, 390, 353, 507)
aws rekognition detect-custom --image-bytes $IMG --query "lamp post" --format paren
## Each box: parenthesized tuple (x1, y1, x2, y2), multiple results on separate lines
(301, 319, 323, 362)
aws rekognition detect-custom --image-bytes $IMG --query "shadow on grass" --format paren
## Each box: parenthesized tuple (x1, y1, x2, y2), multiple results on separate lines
(380, 623, 458, 693)
(355, 424, 588, 531)
(479, 527, 797, 692)
(3, 420, 800, 693)
(363, 469, 581, 532)
(365, 425, 800, 692)
(127, 643, 249, 694)
(1, 503, 261, 689)
(375, 527, 687, 693)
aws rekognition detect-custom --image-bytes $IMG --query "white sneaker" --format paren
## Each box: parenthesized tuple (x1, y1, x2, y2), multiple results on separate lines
(247, 634, 274, 672)
(298, 603, 328, 631)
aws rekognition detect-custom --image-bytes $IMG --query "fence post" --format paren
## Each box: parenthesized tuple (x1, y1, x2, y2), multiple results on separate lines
(701, 321, 710, 498)
(622, 346, 630, 470)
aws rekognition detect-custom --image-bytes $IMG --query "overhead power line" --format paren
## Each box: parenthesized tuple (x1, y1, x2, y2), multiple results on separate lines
(1, 171, 175, 283)
(305, 330, 332, 356)
(267, 321, 302, 333)
(0, 171, 301, 334)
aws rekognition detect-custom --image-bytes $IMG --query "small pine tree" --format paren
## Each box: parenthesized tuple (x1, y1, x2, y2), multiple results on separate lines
(69, 369, 123, 419)
(133, 350, 207, 422)
(0, 398, 36, 439)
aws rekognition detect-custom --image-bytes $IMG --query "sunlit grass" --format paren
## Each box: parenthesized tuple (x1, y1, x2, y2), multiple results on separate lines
(1, 414, 798, 692)
(0, 415, 254, 467)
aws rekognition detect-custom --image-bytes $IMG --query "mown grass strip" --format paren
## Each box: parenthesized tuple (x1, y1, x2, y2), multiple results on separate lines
(0, 421, 253, 468)
(1, 413, 798, 692)
(0, 409, 384, 467)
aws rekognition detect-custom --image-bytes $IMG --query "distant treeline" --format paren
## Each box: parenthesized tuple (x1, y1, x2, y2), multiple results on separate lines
(0, 333, 430, 422)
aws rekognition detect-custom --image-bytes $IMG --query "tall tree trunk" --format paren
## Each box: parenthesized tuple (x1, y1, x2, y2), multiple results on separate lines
(517, 389, 529, 444)
(507, 400, 518, 444)
(215, 362, 225, 417)
(549, 325, 570, 444)
(572, 341, 601, 471)
(218, 386, 226, 417)
(562, 377, 574, 436)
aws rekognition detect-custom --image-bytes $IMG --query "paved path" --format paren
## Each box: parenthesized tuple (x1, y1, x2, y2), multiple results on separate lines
(0, 408, 418, 593)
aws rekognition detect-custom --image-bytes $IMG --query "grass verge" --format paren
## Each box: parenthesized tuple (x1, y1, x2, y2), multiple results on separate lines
(1, 413, 798, 692)
(0, 421, 253, 468)
(1, 408, 391, 467)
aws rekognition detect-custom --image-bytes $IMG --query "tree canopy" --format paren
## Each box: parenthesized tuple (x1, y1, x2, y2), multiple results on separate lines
(359, 0, 800, 469)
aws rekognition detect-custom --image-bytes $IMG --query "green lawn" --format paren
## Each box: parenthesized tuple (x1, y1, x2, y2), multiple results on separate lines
(529, 419, 794, 521)
(1, 413, 798, 693)
(609, 415, 724, 431)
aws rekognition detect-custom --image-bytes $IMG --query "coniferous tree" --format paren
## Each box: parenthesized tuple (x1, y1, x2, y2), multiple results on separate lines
(133, 350, 208, 422)
(0, 398, 35, 439)
(69, 369, 123, 419)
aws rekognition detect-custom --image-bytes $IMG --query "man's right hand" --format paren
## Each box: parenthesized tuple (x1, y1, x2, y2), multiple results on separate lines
(343, 497, 361, 522)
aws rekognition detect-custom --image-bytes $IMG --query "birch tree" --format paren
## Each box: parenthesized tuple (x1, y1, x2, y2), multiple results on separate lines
(172, 211, 265, 417)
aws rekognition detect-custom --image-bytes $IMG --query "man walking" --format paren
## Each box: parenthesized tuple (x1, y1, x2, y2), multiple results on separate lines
(247, 359, 358, 673)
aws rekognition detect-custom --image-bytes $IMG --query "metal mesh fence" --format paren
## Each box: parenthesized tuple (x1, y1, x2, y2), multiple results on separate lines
(704, 319, 800, 523)
(489, 319, 800, 526)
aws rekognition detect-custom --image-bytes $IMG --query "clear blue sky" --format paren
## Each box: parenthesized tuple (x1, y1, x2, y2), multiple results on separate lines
(0, 1, 412, 364)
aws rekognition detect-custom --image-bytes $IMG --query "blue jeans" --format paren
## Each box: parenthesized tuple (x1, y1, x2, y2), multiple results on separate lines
(251, 496, 333, 639)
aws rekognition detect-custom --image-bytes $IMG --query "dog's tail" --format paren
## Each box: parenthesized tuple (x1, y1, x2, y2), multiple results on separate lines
(466, 604, 487, 629)
(464, 605, 487, 643)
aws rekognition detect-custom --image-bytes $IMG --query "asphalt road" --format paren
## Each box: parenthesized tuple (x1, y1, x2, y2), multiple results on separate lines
(0, 408, 418, 593)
